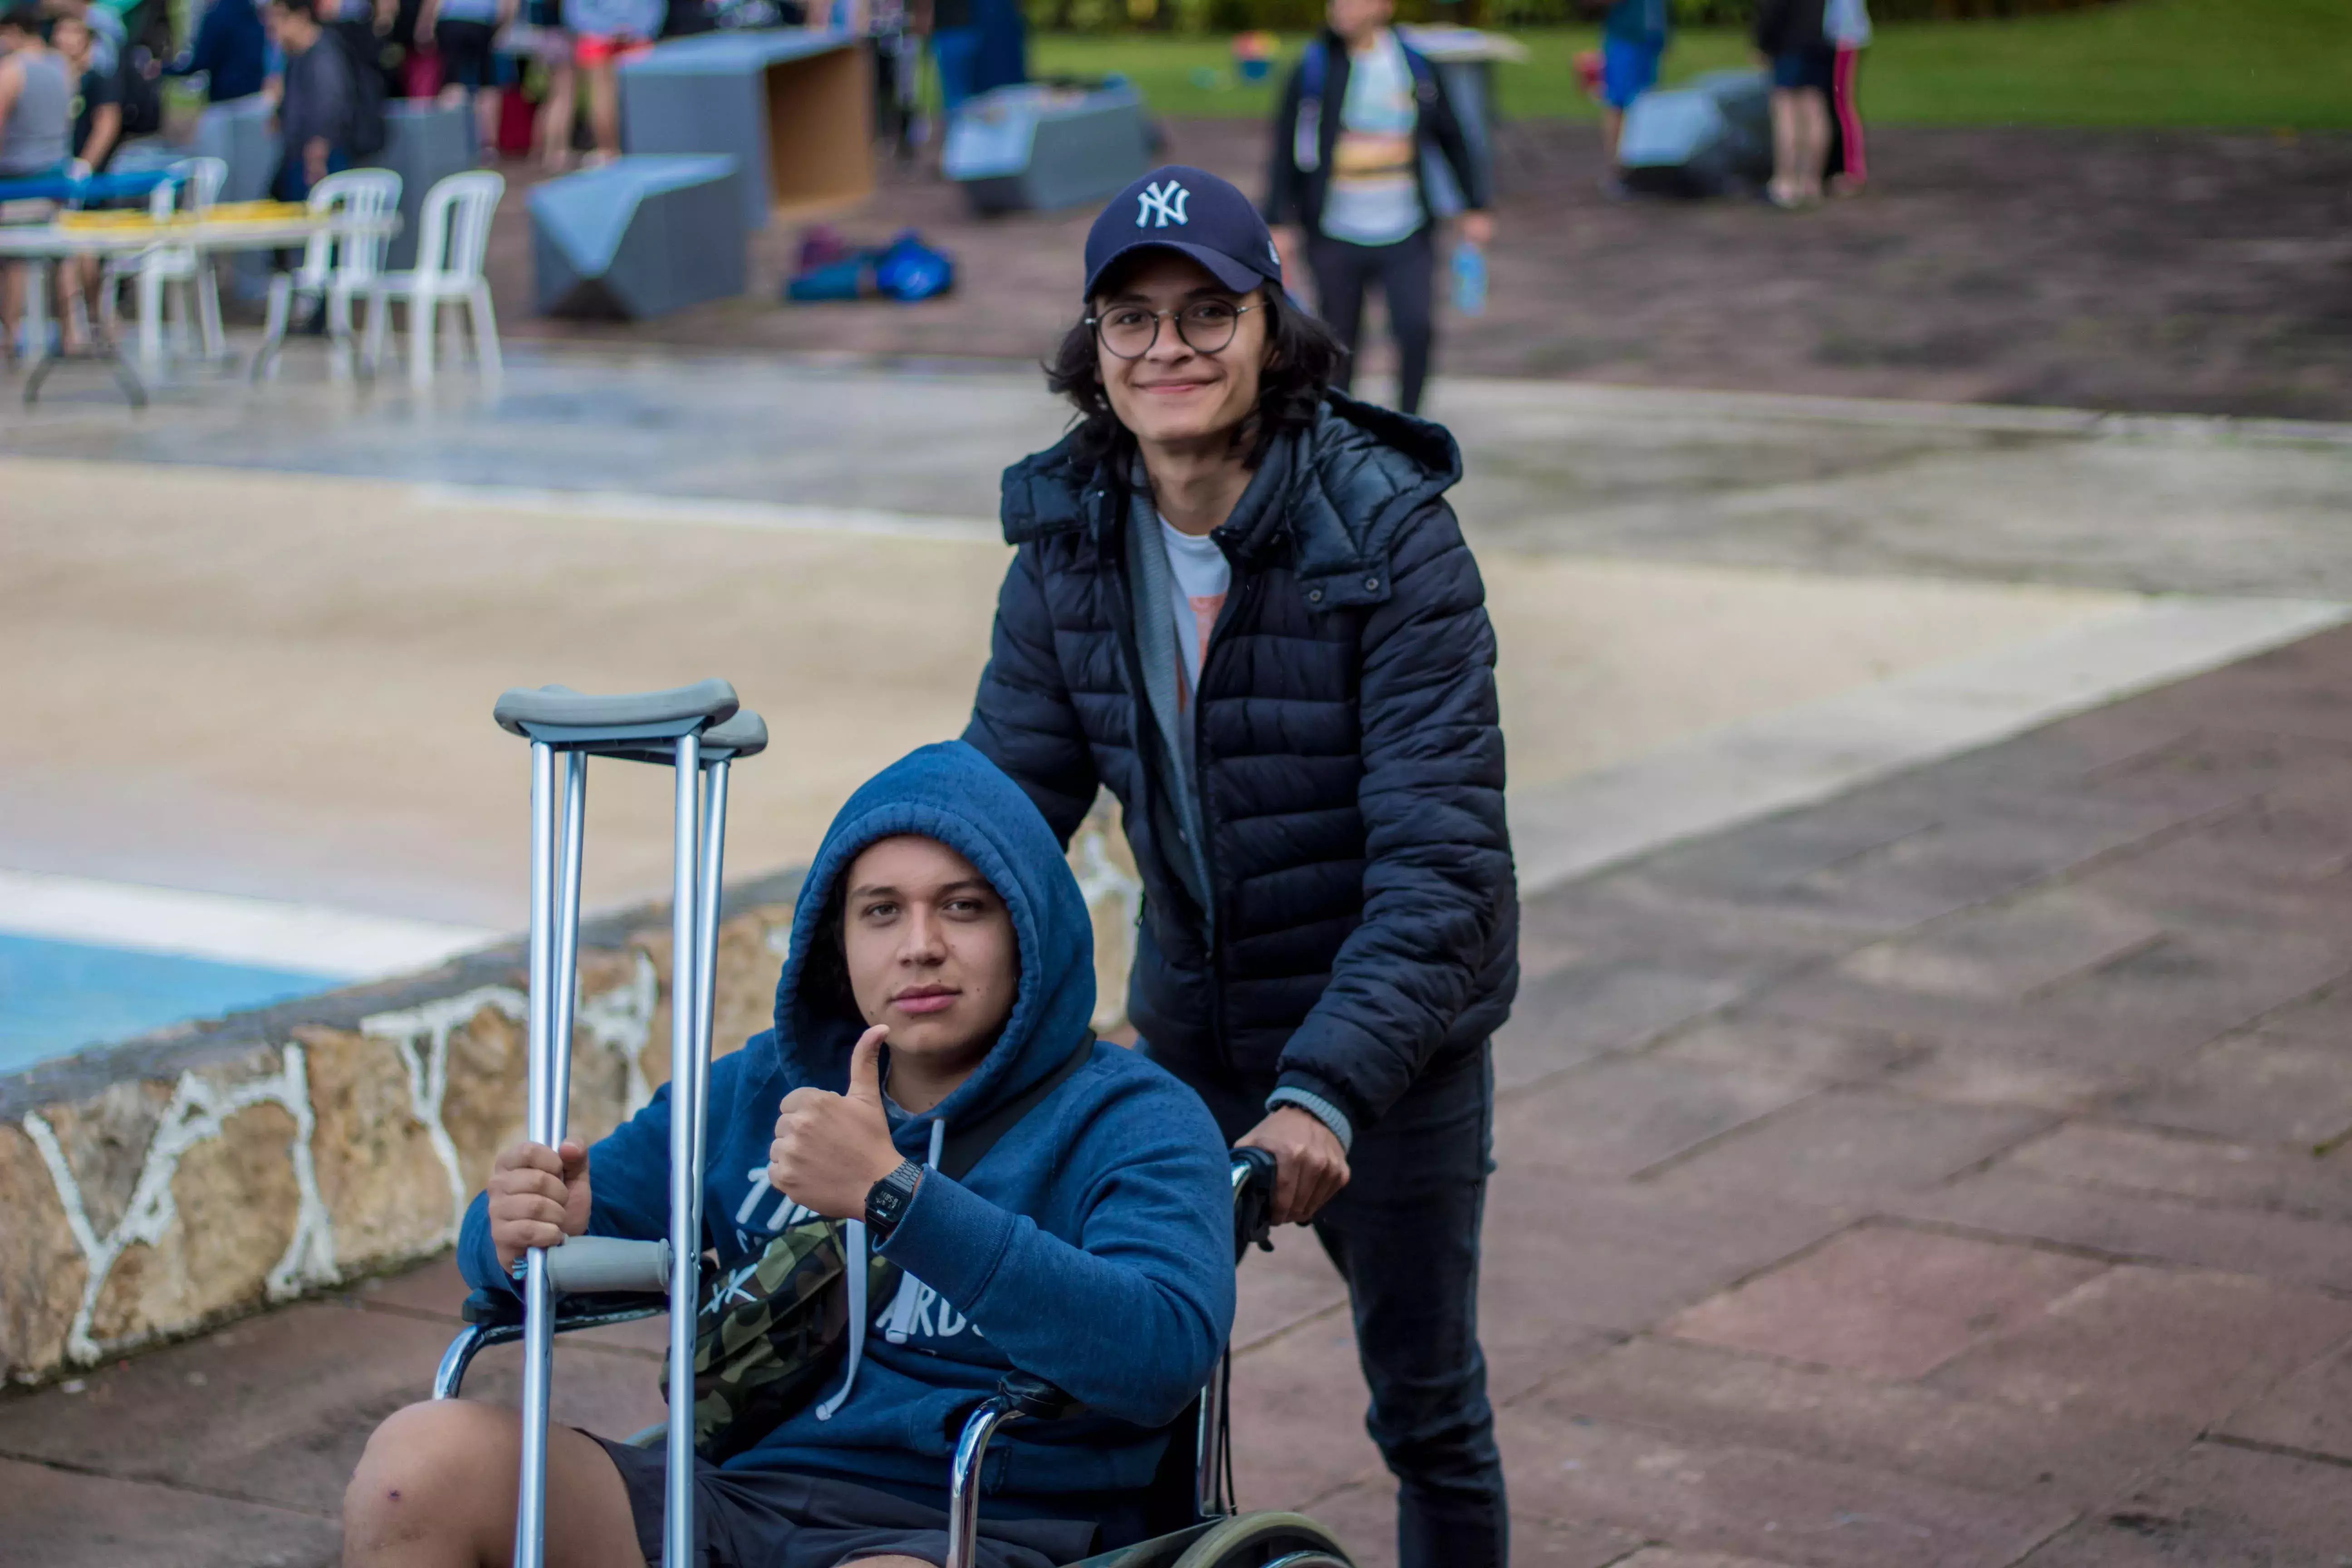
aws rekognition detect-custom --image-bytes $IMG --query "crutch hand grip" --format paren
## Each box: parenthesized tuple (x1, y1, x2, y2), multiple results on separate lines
(543, 1236, 674, 1296)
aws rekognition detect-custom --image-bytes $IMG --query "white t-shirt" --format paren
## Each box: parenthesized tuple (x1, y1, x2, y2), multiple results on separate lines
(1159, 517, 1230, 703)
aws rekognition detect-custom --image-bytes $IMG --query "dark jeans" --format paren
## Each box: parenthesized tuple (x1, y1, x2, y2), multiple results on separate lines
(271, 145, 352, 203)
(1308, 226, 1437, 416)
(1142, 1040, 1505, 1568)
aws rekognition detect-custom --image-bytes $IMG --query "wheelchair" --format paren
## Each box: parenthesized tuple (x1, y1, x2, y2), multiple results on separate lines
(433, 1146, 1357, 1568)
(447, 680, 1357, 1568)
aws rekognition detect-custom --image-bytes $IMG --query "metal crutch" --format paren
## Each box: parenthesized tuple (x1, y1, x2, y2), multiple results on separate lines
(610, 708, 769, 1279)
(491, 680, 742, 1568)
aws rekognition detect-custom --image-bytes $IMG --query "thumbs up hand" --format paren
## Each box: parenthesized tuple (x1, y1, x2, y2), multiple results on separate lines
(768, 1025, 906, 1221)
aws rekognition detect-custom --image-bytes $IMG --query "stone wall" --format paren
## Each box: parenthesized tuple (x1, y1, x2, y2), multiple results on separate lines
(1, 814, 1141, 1388)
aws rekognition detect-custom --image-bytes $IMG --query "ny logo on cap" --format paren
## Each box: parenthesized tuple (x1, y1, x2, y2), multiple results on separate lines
(1136, 180, 1190, 229)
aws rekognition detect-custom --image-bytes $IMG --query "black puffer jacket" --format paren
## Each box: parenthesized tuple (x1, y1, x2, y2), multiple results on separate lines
(963, 394, 1517, 1134)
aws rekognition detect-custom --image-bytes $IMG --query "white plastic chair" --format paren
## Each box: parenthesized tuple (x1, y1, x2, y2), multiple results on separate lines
(251, 168, 402, 381)
(99, 156, 228, 372)
(362, 170, 504, 387)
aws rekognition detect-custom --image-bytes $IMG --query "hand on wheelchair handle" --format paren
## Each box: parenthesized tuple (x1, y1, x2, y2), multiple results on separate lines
(1237, 1107, 1350, 1227)
(487, 1138, 593, 1272)
(766, 1024, 906, 1221)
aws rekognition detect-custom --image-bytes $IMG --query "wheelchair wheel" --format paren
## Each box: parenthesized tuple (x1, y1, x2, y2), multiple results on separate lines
(1170, 1510, 1355, 1567)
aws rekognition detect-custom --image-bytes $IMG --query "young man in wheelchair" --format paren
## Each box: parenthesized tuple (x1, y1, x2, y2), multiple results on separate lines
(344, 742, 1238, 1568)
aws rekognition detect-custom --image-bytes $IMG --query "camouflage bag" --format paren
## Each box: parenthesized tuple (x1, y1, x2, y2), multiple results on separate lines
(678, 1215, 902, 1464)
(668, 1037, 1095, 1462)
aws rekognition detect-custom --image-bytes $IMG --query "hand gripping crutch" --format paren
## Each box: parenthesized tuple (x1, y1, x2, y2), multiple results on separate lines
(489, 681, 766, 1568)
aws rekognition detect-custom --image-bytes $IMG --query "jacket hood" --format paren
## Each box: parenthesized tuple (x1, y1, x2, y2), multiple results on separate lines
(757, 741, 1096, 1135)
(1001, 392, 1461, 612)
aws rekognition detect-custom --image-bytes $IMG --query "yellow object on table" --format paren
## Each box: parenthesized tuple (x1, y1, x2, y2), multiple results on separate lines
(204, 200, 311, 222)
(56, 209, 188, 229)
(55, 200, 308, 231)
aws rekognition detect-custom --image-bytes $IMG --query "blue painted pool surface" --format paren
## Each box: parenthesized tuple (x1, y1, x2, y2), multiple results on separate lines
(0, 933, 335, 1073)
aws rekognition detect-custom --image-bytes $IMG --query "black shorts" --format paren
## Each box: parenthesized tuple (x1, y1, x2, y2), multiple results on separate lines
(435, 16, 500, 89)
(590, 1436, 1102, 1568)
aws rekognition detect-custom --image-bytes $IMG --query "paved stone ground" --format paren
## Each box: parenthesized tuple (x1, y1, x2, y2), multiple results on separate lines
(6, 618, 2347, 1568)
(466, 119, 2352, 420)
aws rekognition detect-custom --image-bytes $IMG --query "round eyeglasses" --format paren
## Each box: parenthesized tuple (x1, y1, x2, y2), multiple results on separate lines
(1087, 299, 1259, 359)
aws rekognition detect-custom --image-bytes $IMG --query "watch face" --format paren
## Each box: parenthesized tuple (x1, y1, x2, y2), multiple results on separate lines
(868, 1162, 918, 1229)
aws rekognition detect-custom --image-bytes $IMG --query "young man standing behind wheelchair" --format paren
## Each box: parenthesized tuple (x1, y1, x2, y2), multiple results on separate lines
(343, 741, 1237, 1568)
(966, 167, 1517, 1568)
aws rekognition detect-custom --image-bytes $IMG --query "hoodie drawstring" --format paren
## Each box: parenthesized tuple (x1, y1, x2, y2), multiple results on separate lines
(815, 1116, 946, 1421)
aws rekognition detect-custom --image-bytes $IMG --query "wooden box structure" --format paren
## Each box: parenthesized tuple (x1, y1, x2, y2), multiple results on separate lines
(618, 31, 874, 231)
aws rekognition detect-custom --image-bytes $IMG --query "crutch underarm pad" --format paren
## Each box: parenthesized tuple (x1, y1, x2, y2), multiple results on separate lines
(605, 707, 769, 766)
(492, 678, 739, 745)
(697, 708, 768, 760)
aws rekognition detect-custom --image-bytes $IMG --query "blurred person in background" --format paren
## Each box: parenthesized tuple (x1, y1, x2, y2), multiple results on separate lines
(43, 0, 116, 72)
(0, 3, 69, 178)
(0, 4, 71, 357)
(419, 0, 510, 155)
(51, 9, 117, 168)
(49, 8, 114, 350)
(510, 0, 575, 170)
(265, 0, 356, 198)
(564, 0, 657, 165)
(1754, 0, 1832, 208)
(166, 0, 269, 101)
(916, 0, 978, 127)
(1593, 0, 1666, 171)
(1824, 0, 1868, 195)
(1264, 0, 1491, 417)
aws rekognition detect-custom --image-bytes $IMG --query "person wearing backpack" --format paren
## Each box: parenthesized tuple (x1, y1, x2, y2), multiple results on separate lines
(1263, 0, 1491, 417)
(343, 742, 1236, 1568)
(967, 167, 1515, 1568)
(263, 0, 361, 196)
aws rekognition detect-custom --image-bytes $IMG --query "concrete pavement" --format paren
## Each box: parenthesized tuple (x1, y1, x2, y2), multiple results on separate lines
(5, 352, 2352, 1565)
(4, 621, 2348, 1567)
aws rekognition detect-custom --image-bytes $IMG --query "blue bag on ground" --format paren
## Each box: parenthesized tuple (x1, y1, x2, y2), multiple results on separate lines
(874, 230, 954, 301)
(784, 230, 955, 304)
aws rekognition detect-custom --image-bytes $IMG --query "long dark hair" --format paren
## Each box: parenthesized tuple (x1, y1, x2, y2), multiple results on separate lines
(1044, 281, 1346, 474)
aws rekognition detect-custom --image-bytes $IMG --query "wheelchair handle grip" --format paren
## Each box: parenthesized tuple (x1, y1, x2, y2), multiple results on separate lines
(1231, 1147, 1278, 1186)
(1231, 1146, 1279, 1254)
(996, 1370, 1079, 1422)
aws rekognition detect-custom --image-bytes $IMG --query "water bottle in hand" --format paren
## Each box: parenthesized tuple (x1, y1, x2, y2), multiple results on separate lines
(1451, 240, 1487, 317)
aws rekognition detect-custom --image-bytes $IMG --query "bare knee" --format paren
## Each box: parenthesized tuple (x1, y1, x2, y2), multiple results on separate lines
(345, 1401, 518, 1565)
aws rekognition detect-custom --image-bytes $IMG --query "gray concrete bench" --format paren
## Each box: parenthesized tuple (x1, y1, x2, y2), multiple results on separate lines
(528, 155, 746, 321)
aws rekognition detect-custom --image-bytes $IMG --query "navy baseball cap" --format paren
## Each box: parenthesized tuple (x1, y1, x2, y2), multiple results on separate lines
(1082, 165, 1285, 301)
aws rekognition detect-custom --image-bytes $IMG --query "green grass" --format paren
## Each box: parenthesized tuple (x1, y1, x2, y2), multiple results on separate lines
(1031, 0, 2352, 129)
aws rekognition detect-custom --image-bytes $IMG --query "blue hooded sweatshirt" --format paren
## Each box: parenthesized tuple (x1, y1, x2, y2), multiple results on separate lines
(459, 741, 1235, 1502)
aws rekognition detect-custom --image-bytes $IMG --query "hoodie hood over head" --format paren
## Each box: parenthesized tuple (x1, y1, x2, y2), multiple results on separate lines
(760, 739, 1097, 1138)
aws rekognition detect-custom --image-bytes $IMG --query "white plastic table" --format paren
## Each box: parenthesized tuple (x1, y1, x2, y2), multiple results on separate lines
(0, 211, 400, 405)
